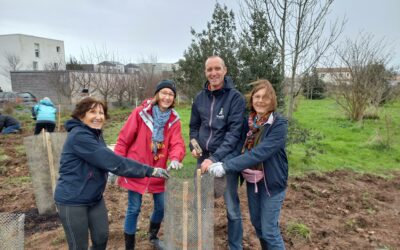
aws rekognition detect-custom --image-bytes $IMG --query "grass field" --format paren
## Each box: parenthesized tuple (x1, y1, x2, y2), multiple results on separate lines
(289, 98, 400, 176)
(97, 98, 400, 177)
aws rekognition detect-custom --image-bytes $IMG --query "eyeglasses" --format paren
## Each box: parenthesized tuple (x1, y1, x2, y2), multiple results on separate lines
(159, 91, 175, 97)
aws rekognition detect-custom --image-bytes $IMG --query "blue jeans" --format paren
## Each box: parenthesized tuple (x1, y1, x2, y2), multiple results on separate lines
(2, 124, 20, 134)
(224, 172, 243, 250)
(124, 190, 165, 234)
(247, 182, 286, 250)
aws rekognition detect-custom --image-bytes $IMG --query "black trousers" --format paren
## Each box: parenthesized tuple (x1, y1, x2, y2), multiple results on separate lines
(34, 122, 56, 135)
(56, 199, 109, 250)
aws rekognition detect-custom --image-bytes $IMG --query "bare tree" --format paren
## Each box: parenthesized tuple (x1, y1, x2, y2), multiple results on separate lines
(1, 52, 23, 78)
(125, 73, 143, 106)
(114, 74, 129, 106)
(332, 33, 394, 121)
(137, 55, 161, 98)
(240, 0, 345, 120)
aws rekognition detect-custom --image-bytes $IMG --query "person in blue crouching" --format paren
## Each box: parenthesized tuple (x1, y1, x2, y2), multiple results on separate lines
(33, 97, 57, 135)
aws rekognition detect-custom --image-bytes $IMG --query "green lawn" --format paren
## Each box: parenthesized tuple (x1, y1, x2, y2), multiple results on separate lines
(289, 98, 400, 176)
(102, 99, 400, 177)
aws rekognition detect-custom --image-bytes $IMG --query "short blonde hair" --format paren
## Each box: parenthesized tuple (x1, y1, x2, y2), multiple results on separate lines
(248, 79, 278, 113)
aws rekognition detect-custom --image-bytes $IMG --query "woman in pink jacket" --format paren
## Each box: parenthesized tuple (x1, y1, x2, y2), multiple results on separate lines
(114, 80, 185, 250)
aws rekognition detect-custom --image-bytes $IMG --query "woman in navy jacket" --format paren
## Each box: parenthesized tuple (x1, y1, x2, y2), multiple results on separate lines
(54, 97, 169, 250)
(204, 79, 288, 250)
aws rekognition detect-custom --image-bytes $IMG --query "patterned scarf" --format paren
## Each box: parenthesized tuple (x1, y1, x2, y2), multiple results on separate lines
(243, 111, 272, 152)
(152, 105, 171, 155)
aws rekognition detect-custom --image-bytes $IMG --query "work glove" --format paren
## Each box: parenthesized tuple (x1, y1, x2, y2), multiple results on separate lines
(151, 168, 170, 179)
(167, 160, 183, 171)
(209, 162, 226, 177)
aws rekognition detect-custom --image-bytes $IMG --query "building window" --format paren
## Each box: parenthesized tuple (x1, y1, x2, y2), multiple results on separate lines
(34, 43, 40, 58)
(33, 61, 38, 70)
(54, 63, 58, 69)
(56, 46, 60, 53)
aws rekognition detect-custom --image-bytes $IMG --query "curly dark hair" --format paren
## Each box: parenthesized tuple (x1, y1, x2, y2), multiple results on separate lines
(71, 97, 110, 120)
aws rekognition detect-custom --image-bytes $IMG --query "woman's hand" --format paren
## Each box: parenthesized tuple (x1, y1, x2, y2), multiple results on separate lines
(208, 162, 226, 177)
(167, 160, 183, 171)
(151, 168, 170, 179)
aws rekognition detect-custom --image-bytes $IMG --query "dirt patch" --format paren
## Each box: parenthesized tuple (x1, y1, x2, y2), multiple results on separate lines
(1, 132, 399, 249)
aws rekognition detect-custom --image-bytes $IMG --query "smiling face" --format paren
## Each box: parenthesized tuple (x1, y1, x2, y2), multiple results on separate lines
(205, 56, 227, 90)
(252, 88, 273, 117)
(156, 87, 175, 111)
(80, 104, 105, 129)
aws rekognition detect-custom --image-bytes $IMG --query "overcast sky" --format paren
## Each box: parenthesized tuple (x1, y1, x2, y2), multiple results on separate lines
(0, 0, 399, 66)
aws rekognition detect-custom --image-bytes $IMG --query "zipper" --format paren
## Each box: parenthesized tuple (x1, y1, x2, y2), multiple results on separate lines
(205, 95, 215, 151)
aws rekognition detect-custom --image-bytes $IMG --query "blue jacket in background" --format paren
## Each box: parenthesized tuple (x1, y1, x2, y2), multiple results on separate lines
(34, 98, 57, 123)
(224, 113, 289, 196)
(54, 119, 154, 205)
(189, 76, 246, 162)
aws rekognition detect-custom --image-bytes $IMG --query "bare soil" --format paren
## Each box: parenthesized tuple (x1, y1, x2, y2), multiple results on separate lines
(1, 130, 399, 249)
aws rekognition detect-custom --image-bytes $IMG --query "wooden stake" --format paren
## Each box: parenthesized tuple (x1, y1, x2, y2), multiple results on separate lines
(58, 104, 61, 132)
(45, 132, 56, 194)
(182, 181, 188, 250)
(197, 169, 202, 250)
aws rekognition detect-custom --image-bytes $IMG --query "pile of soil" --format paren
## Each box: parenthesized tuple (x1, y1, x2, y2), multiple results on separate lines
(1, 130, 399, 249)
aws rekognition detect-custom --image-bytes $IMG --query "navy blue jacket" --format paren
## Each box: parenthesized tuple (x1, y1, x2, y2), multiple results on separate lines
(224, 113, 288, 196)
(189, 76, 246, 162)
(54, 119, 154, 205)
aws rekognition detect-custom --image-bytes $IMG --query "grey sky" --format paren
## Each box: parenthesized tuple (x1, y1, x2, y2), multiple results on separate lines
(0, 0, 399, 66)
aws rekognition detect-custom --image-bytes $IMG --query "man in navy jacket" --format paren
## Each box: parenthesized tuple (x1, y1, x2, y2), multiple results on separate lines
(189, 55, 246, 250)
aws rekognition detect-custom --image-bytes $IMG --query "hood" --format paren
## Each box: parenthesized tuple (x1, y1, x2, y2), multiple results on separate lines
(65, 119, 83, 132)
(204, 75, 234, 91)
(64, 118, 103, 135)
(39, 98, 54, 106)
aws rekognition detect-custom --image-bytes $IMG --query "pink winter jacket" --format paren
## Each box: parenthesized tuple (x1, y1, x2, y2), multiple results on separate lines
(115, 100, 185, 194)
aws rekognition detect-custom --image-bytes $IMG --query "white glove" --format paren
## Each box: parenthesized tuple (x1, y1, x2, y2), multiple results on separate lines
(168, 160, 183, 171)
(209, 162, 226, 177)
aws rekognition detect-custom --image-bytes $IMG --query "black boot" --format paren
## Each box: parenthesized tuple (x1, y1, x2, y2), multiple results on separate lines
(259, 238, 268, 250)
(124, 233, 135, 250)
(149, 222, 164, 250)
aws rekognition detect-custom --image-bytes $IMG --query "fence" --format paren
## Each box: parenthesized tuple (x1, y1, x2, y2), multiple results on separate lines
(0, 212, 25, 250)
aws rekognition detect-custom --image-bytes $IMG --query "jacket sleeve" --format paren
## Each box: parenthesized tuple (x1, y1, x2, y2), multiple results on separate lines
(114, 108, 140, 157)
(168, 121, 186, 162)
(210, 93, 246, 162)
(189, 99, 201, 151)
(224, 118, 288, 173)
(71, 129, 153, 177)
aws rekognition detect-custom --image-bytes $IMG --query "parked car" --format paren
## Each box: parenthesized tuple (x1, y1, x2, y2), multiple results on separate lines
(0, 92, 37, 106)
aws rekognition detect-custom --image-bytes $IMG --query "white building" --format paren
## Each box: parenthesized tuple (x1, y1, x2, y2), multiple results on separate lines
(0, 34, 66, 91)
(316, 67, 351, 85)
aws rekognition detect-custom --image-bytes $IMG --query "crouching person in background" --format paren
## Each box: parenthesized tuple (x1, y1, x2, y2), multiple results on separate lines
(33, 97, 57, 135)
(0, 112, 21, 134)
(115, 80, 185, 250)
(54, 97, 169, 250)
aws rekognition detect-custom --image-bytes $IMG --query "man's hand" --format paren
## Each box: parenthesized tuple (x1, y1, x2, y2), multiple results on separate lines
(208, 162, 226, 177)
(191, 149, 201, 159)
(151, 168, 170, 179)
(200, 158, 213, 173)
(167, 160, 183, 171)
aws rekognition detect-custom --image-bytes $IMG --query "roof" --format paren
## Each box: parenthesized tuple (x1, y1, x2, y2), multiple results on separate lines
(315, 67, 351, 73)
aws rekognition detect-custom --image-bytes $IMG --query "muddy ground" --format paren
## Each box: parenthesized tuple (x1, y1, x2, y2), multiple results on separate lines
(1, 129, 399, 249)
